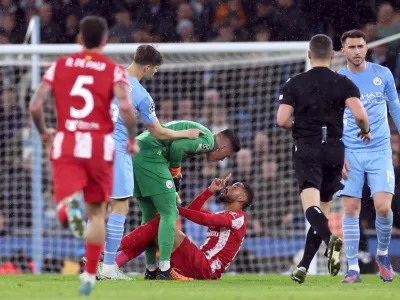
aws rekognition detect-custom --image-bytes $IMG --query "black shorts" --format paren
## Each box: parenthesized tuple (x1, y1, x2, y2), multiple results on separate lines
(293, 138, 344, 202)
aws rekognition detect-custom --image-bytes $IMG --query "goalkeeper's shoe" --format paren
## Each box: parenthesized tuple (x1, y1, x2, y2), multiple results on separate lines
(341, 270, 362, 283)
(291, 266, 307, 284)
(156, 268, 194, 280)
(327, 235, 343, 276)
(79, 272, 96, 296)
(67, 198, 86, 239)
(144, 268, 158, 280)
(97, 263, 133, 281)
(376, 255, 394, 282)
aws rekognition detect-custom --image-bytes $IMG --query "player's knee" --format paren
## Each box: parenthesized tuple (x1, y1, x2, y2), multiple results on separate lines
(110, 198, 130, 215)
(86, 202, 107, 220)
(374, 201, 392, 218)
(343, 197, 361, 216)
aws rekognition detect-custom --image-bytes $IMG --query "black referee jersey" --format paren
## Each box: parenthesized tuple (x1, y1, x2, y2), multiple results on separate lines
(279, 67, 360, 199)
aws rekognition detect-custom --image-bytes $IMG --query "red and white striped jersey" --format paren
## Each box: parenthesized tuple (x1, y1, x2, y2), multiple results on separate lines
(42, 51, 129, 162)
(200, 210, 247, 278)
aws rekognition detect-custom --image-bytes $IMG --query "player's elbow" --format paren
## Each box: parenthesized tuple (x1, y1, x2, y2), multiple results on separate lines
(29, 99, 42, 114)
(276, 114, 287, 128)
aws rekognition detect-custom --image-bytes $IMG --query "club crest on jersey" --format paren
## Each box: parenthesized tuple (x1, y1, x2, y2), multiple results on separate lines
(166, 180, 173, 189)
(373, 77, 382, 86)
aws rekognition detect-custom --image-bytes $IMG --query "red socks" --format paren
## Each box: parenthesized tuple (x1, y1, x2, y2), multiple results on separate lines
(116, 217, 161, 267)
(85, 243, 104, 274)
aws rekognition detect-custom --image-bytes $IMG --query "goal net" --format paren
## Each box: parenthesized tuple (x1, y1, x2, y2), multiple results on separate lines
(0, 35, 397, 275)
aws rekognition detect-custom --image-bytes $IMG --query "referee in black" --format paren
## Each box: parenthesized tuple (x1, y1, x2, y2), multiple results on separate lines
(277, 34, 371, 282)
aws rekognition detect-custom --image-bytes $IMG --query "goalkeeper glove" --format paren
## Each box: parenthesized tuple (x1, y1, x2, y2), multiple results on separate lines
(169, 167, 182, 192)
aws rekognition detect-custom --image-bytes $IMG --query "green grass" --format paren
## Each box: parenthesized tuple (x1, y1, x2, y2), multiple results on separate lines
(0, 274, 397, 300)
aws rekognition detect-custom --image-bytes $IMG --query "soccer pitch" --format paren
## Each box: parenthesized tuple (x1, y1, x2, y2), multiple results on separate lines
(0, 275, 397, 300)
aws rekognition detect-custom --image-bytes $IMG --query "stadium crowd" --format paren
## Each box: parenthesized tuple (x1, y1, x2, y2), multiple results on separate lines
(1, 0, 400, 274)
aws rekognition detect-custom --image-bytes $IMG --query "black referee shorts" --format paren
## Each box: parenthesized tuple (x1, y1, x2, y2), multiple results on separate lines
(293, 138, 345, 202)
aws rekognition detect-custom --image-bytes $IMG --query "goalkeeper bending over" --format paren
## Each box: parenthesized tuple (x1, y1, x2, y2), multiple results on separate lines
(99, 120, 241, 280)
(115, 174, 254, 280)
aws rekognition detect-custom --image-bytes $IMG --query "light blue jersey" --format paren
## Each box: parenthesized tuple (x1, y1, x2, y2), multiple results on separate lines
(110, 74, 157, 198)
(111, 74, 158, 149)
(339, 62, 400, 152)
(337, 62, 400, 198)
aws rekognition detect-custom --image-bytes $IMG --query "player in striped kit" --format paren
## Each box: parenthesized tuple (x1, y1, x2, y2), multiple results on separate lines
(113, 174, 254, 280)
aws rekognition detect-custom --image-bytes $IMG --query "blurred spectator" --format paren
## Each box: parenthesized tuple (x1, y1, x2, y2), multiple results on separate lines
(176, 2, 202, 41)
(376, 3, 400, 56)
(249, 0, 279, 41)
(369, 40, 396, 72)
(159, 99, 174, 123)
(361, 23, 378, 43)
(39, 2, 61, 44)
(176, 19, 198, 43)
(254, 26, 271, 42)
(60, 13, 79, 44)
(200, 89, 221, 126)
(210, 105, 229, 133)
(254, 131, 270, 158)
(212, 18, 235, 42)
(0, 13, 24, 43)
(0, 32, 9, 44)
(0, 0, 24, 30)
(213, 0, 246, 28)
(109, 8, 136, 43)
(66, 0, 100, 20)
(275, 0, 307, 41)
(178, 99, 194, 120)
(228, 11, 248, 41)
(130, 23, 152, 43)
(232, 147, 254, 183)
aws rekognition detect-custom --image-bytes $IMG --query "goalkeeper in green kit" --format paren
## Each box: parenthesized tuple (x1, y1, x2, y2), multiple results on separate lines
(133, 120, 241, 280)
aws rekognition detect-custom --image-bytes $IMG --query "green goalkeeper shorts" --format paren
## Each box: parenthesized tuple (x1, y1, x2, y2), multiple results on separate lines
(132, 149, 176, 198)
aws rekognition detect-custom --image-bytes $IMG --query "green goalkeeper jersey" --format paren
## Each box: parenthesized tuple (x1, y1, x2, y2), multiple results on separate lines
(136, 120, 215, 168)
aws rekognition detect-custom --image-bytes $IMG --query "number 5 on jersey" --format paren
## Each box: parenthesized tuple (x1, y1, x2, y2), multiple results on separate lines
(70, 75, 94, 119)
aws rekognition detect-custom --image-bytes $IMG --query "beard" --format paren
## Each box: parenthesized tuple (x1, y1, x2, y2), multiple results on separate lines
(218, 190, 234, 204)
(351, 56, 365, 67)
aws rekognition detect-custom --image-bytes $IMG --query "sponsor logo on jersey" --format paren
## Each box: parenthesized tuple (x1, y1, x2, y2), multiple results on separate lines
(373, 77, 382, 86)
(207, 231, 219, 237)
(166, 180, 173, 189)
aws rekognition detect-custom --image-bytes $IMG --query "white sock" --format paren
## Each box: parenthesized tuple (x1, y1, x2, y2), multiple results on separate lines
(81, 271, 96, 284)
(377, 249, 388, 256)
(102, 263, 115, 274)
(146, 264, 158, 271)
(159, 260, 170, 272)
(348, 265, 360, 273)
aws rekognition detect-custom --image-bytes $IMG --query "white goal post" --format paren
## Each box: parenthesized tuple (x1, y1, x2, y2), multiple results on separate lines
(0, 16, 398, 275)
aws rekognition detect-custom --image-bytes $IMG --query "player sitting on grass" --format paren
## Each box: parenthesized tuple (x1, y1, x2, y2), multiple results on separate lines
(114, 174, 254, 280)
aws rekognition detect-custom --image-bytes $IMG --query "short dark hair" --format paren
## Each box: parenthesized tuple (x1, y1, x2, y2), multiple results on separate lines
(220, 129, 241, 152)
(340, 30, 367, 46)
(79, 16, 108, 49)
(242, 182, 254, 210)
(134, 45, 163, 66)
(309, 34, 333, 60)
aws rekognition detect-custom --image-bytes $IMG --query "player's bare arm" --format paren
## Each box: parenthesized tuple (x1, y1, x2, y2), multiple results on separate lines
(29, 81, 56, 144)
(345, 97, 371, 144)
(146, 119, 205, 140)
(277, 104, 294, 130)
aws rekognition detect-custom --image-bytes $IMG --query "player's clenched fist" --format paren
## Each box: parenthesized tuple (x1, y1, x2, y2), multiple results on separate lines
(40, 128, 56, 145)
(209, 173, 232, 193)
(185, 128, 205, 140)
(126, 139, 140, 156)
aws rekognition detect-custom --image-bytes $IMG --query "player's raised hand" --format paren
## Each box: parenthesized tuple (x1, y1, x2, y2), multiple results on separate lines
(186, 129, 205, 140)
(126, 140, 140, 156)
(40, 128, 56, 145)
(342, 158, 350, 180)
(209, 173, 232, 193)
(357, 130, 372, 145)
